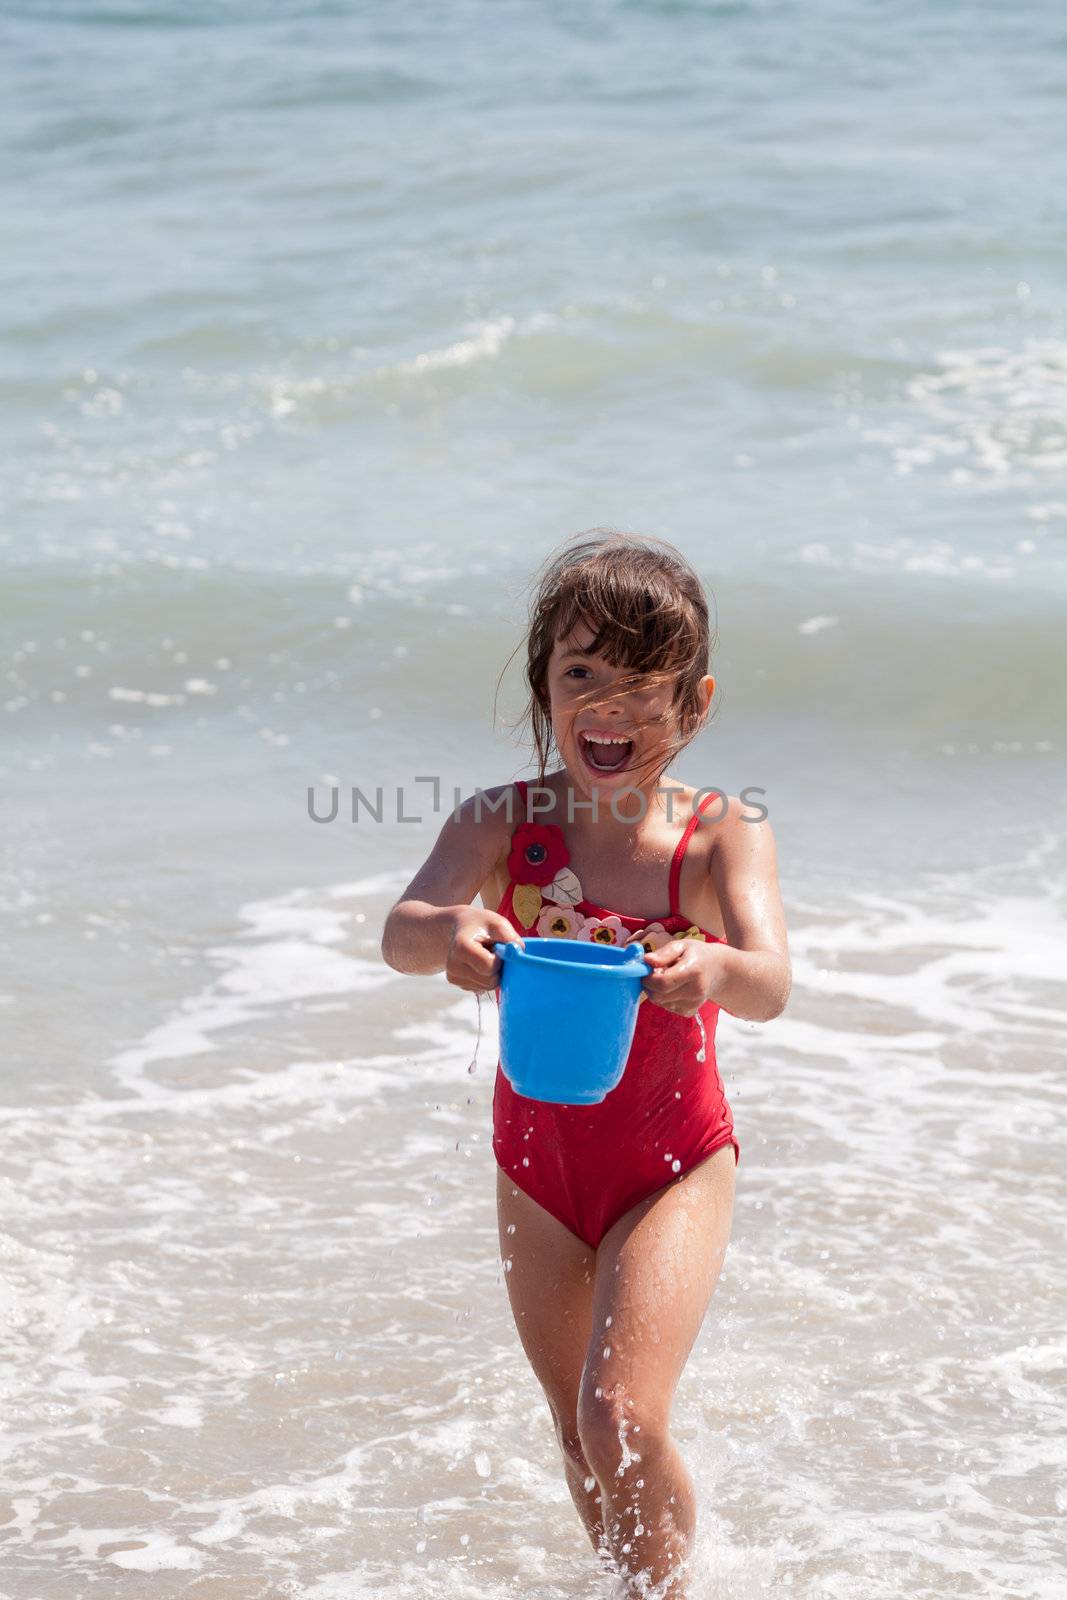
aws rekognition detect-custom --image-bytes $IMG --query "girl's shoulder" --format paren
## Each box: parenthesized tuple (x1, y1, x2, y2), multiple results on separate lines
(685, 785, 754, 827)
(685, 787, 775, 872)
(646, 774, 745, 835)
(453, 781, 526, 847)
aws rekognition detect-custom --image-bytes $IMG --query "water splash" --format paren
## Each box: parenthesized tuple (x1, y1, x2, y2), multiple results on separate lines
(467, 989, 484, 1075)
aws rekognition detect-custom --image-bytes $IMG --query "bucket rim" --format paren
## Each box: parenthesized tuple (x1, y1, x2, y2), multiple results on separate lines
(493, 937, 651, 979)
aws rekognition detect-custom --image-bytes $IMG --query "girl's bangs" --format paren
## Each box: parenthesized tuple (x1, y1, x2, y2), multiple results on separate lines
(552, 586, 697, 679)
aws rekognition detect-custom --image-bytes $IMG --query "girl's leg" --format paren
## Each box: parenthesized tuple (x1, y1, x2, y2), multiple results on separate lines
(495, 1165, 610, 1562)
(577, 1143, 736, 1599)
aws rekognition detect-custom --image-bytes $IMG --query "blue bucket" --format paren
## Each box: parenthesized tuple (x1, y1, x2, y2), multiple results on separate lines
(493, 937, 652, 1105)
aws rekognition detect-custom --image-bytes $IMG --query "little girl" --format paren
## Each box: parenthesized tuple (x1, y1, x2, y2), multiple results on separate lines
(381, 529, 790, 1599)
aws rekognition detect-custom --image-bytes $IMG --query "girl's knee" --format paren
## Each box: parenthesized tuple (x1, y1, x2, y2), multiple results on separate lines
(576, 1382, 669, 1478)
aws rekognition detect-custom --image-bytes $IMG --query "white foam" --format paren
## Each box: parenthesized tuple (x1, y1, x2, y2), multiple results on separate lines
(102, 884, 407, 1097)
(869, 339, 1067, 485)
(398, 314, 519, 374)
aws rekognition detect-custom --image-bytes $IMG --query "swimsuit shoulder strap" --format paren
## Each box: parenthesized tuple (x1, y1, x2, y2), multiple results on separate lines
(668, 790, 722, 919)
(502, 779, 530, 858)
(496, 780, 530, 916)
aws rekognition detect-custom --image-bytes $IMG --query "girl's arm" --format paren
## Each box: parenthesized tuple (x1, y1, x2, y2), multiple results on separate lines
(380, 788, 524, 991)
(643, 803, 791, 1022)
(707, 804, 791, 1021)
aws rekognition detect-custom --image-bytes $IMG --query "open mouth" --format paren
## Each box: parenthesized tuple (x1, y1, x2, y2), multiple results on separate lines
(578, 731, 635, 774)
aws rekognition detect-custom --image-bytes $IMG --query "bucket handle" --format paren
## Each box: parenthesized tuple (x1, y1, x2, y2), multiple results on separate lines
(493, 939, 651, 973)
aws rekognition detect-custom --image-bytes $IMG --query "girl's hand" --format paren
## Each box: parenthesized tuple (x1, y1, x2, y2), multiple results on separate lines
(640, 939, 722, 1017)
(446, 907, 524, 993)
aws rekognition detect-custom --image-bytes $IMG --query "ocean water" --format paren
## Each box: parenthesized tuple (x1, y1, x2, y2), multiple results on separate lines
(2, 1, 1065, 1595)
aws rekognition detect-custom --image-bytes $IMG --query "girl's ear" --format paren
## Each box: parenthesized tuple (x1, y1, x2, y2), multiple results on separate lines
(700, 674, 716, 717)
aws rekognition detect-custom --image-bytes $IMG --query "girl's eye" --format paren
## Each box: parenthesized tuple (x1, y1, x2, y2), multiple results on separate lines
(564, 667, 591, 680)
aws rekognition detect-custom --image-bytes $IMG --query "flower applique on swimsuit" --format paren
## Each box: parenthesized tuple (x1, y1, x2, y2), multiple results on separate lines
(506, 815, 711, 1002)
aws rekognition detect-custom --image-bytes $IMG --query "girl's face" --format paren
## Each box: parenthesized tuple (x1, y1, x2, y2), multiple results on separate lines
(545, 620, 713, 792)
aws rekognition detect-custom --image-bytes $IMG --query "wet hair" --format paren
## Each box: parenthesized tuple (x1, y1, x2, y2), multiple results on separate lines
(496, 527, 717, 789)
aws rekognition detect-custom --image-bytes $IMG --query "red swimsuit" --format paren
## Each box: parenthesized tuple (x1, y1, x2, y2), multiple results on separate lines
(492, 779, 739, 1249)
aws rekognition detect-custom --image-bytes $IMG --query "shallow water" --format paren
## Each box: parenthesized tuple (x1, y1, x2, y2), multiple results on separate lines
(3, 860, 1065, 1596)
(2, 1, 1066, 1594)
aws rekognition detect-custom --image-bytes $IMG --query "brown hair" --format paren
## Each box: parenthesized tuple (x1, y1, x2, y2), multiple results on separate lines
(496, 527, 718, 788)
